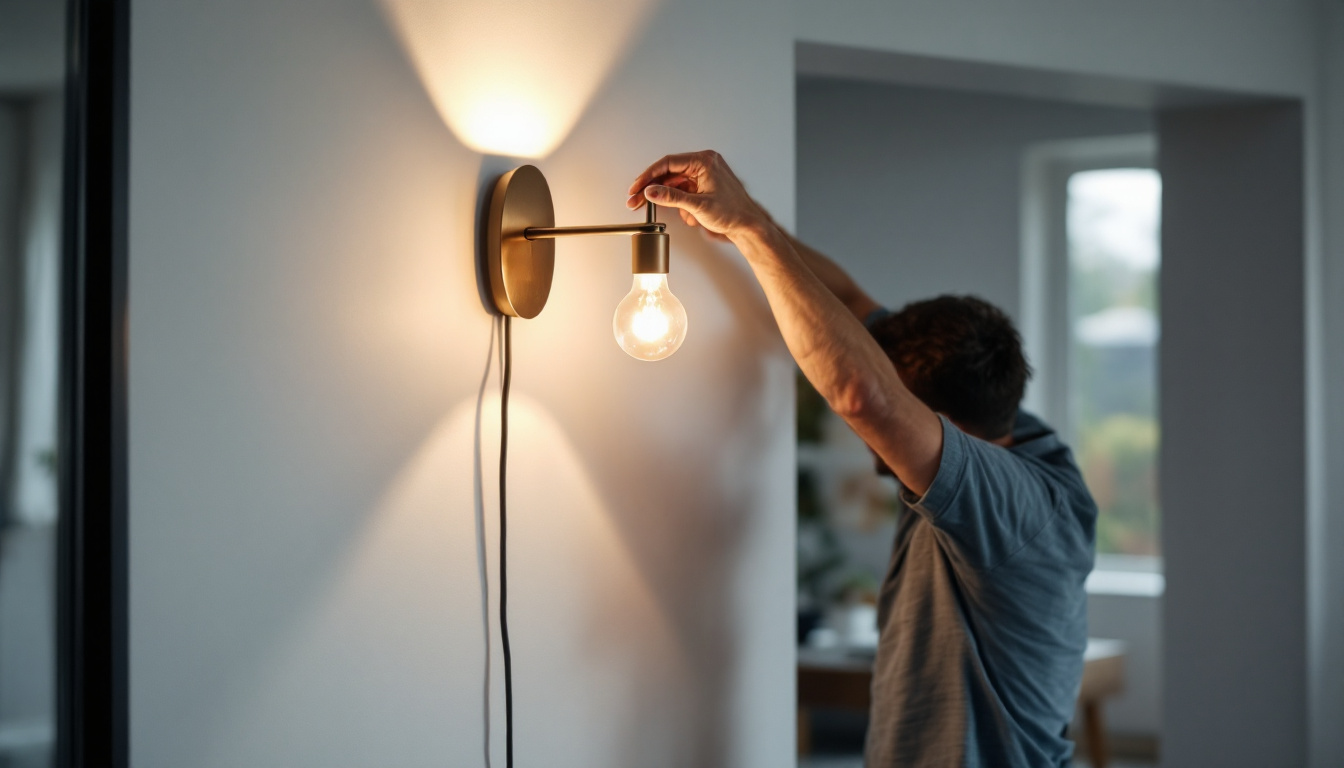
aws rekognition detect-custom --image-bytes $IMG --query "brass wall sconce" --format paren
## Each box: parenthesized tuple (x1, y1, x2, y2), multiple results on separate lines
(484, 164, 688, 360)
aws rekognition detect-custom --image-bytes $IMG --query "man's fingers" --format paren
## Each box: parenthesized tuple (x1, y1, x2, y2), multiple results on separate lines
(627, 152, 707, 196)
(643, 183, 705, 212)
(660, 173, 695, 191)
(625, 173, 698, 210)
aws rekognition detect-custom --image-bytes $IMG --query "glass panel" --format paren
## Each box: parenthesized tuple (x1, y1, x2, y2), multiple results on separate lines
(0, 1, 67, 765)
(1066, 168, 1162, 557)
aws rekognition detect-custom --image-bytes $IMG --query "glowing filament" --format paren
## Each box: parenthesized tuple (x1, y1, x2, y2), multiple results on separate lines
(612, 274, 687, 361)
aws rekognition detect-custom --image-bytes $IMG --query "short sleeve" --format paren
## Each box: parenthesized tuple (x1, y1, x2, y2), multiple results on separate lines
(901, 416, 1063, 570)
(863, 306, 892, 329)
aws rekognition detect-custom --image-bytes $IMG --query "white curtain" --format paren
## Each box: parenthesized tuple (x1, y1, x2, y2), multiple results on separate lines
(0, 99, 20, 529)
(0, 91, 62, 752)
(0, 93, 62, 528)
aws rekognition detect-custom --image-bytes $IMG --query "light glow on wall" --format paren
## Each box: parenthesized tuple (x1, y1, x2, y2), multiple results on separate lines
(203, 390, 683, 763)
(379, 0, 659, 158)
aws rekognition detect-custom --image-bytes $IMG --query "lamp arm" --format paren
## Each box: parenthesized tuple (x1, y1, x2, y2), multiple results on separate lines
(522, 202, 663, 240)
(523, 222, 664, 239)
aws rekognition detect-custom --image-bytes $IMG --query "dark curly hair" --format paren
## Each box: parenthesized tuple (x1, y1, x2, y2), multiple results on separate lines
(868, 295, 1031, 440)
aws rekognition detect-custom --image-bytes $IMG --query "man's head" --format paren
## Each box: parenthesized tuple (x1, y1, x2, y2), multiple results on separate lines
(868, 295, 1031, 442)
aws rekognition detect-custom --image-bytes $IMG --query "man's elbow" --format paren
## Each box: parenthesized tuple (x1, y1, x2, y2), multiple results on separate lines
(829, 377, 888, 424)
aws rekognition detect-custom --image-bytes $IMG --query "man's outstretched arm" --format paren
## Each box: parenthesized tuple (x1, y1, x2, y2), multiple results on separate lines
(627, 151, 942, 495)
(645, 183, 882, 321)
(778, 233, 882, 322)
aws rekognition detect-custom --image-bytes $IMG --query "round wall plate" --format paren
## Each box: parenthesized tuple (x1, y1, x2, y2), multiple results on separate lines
(485, 165, 555, 318)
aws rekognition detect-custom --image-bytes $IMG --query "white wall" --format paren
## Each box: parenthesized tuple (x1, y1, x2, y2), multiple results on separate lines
(1159, 103, 1307, 768)
(1085, 592, 1161, 738)
(1310, 1, 1344, 764)
(796, 78, 1150, 321)
(795, 0, 1316, 100)
(127, 0, 1343, 766)
(128, 1, 795, 766)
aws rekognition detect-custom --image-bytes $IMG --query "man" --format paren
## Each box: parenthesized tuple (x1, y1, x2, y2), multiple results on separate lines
(627, 151, 1097, 767)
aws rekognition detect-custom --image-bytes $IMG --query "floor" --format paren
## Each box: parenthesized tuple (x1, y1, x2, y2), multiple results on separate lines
(795, 753, 1155, 763)
(797, 711, 1156, 768)
(800, 756, 1156, 768)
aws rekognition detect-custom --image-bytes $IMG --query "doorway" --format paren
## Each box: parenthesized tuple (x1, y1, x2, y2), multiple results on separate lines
(792, 43, 1305, 768)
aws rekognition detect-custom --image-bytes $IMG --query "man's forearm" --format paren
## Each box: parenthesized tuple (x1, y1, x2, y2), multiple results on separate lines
(730, 223, 942, 495)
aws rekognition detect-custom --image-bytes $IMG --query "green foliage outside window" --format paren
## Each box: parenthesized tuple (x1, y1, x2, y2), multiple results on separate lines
(1078, 415, 1159, 555)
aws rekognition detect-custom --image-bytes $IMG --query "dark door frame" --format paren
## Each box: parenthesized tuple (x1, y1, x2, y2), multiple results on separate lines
(56, 0, 130, 765)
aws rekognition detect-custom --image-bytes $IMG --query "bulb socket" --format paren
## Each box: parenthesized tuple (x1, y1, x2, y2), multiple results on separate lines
(631, 231, 669, 274)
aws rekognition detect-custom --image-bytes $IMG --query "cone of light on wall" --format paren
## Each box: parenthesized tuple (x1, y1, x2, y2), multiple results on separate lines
(483, 164, 687, 360)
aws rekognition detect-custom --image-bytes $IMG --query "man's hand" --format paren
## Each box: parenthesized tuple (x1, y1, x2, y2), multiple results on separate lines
(627, 150, 944, 496)
(628, 151, 881, 320)
(626, 151, 772, 243)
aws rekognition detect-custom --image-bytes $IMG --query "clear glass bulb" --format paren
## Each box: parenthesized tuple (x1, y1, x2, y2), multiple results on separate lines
(612, 273, 688, 361)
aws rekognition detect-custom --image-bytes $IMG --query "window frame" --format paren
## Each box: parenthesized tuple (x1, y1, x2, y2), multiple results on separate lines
(1020, 133, 1162, 580)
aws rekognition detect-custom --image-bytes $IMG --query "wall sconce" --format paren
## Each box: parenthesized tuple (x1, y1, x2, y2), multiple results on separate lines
(484, 165, 688, 360)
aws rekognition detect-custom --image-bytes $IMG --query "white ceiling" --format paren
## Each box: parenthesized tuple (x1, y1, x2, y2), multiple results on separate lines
(796, 41, 1280, 110)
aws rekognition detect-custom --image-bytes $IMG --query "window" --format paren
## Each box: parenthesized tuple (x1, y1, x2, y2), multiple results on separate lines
(1022, 136, 1162, 568)
(1066, 168, 1161, 557)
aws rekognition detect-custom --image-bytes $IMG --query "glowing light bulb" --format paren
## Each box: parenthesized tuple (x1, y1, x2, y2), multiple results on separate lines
(612, 273, 687, 361)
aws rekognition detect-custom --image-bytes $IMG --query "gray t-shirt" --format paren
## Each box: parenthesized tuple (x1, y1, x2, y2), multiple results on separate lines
(865, 411, 1097, 767)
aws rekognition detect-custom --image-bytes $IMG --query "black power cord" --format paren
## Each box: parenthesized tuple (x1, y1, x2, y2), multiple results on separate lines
(499, 316, 515, 768)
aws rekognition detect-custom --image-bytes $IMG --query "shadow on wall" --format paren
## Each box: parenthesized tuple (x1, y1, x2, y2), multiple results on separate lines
(474, 155, 522, 314)
(459, 96, 793, 763)
(463, 164, 789, 765)
(546, 219, 789, 767)
(212, 326, 685, 764)
(472, 317, 500, 768)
